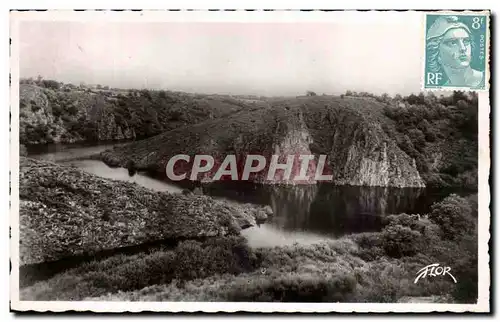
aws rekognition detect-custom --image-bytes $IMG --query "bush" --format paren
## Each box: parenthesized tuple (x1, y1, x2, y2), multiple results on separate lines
(352, 232, 386, 261)
(384, 213, 417, 228)
(451, 231, 478, 303)
(382, 91, 478, 188)
(466, 194, 478, 217)
(41, 79, 60, 90)
(51, 103, 63, 117)
(30, 104, 41, 112)
(140, 89, 152, 100)
(21, 236, 256, 301)
(382, 224, 424, 258)
(175, 236, 256, 280)
(64, 103, 79, 115)
(225, 273, 357, 302)
(407, 128, 426, 150)
(428, 194, 475, 240)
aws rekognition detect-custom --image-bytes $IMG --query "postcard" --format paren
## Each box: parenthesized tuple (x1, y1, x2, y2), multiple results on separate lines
(9, 9, 490, 313)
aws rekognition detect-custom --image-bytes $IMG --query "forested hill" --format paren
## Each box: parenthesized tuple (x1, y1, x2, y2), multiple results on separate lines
(18, 79, 478, 189)
(19, 81, 260, 145)
(380, 91, 478, 189)
(100, 91, 478, 189)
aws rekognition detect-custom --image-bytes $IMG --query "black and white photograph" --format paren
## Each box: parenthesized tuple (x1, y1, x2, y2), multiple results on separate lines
(9, 9, 490, 313)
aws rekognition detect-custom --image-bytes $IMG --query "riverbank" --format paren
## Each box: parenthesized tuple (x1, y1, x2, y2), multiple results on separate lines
(19, 157, 269, 267)
(17, 158, 478, 303)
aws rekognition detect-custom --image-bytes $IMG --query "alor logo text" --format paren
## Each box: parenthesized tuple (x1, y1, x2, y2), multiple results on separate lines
(414, 263, 457, 284)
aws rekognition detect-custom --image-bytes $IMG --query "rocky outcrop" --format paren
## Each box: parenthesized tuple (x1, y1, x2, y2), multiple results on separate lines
(99, 96, 425, 188)
(19, 84, 249, 145)
(19, 85, 136, 144)
(19, 157, 263, 265)
(302, 103, 425, 187)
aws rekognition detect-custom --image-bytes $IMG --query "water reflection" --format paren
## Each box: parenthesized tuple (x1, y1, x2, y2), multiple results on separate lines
(202, 182, 430, 238)
(61, 160, 183, 194)
(268, 185, 319, 231)
(27, 144, 470, 246)
(258, 185, 425, 237)
(303, 185, 424, 236)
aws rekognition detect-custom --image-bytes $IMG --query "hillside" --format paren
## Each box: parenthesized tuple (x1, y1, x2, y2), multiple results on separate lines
(19, 83, 257, 145)
(99, 95, 426, 188)
(99, 92, 478, 189)
(19, 82, 478, 189)
(19, 157, 267, 266)
(380, 91, 478, 189)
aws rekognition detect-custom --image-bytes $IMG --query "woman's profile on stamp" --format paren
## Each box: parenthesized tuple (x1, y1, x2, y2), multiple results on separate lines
(426, 15, 484, 88)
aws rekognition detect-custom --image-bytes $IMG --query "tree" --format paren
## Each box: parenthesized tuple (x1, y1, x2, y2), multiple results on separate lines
(382, 224, 423, 258)
(306, 91, 317, 96)
(407, 128, 426, 149)
(429, 194, 475, 240)
(140, 89, 152, 100)
(406, 93, 424, 105)
(452, 91, 469, 105)
(41, 79, 60, 90)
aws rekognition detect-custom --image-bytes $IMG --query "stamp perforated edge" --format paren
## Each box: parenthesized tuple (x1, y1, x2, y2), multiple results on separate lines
(420, 10, 491, 92)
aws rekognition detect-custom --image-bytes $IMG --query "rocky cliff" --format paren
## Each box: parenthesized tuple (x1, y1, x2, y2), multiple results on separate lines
(99, 96, 425, 188)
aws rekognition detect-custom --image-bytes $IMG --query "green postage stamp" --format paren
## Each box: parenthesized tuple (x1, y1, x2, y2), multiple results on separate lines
(424, 13, 489, 91)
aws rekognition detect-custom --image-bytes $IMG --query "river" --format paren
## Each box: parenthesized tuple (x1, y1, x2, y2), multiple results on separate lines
(26, 143, 470, 248)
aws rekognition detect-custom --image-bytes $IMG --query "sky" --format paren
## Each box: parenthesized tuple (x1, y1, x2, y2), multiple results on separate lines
(18, 16, 424, 96)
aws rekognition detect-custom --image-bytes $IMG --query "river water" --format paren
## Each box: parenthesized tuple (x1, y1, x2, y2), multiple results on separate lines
(27, 143, 469, 248)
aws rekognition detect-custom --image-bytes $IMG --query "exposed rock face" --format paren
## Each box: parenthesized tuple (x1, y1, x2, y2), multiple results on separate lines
(100, 96, 425, 188)
(19, 85, 136, 144)
(300, 97, 425, 187)
(19, 157, 263, 265)
(318, 124, 423, 187)
(94, 104, 136, 142)
(19, 84, 249, 145)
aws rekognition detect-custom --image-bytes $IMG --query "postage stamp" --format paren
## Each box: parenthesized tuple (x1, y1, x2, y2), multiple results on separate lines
(424, 13, 490, 91)
(9, 10, 490, 313)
